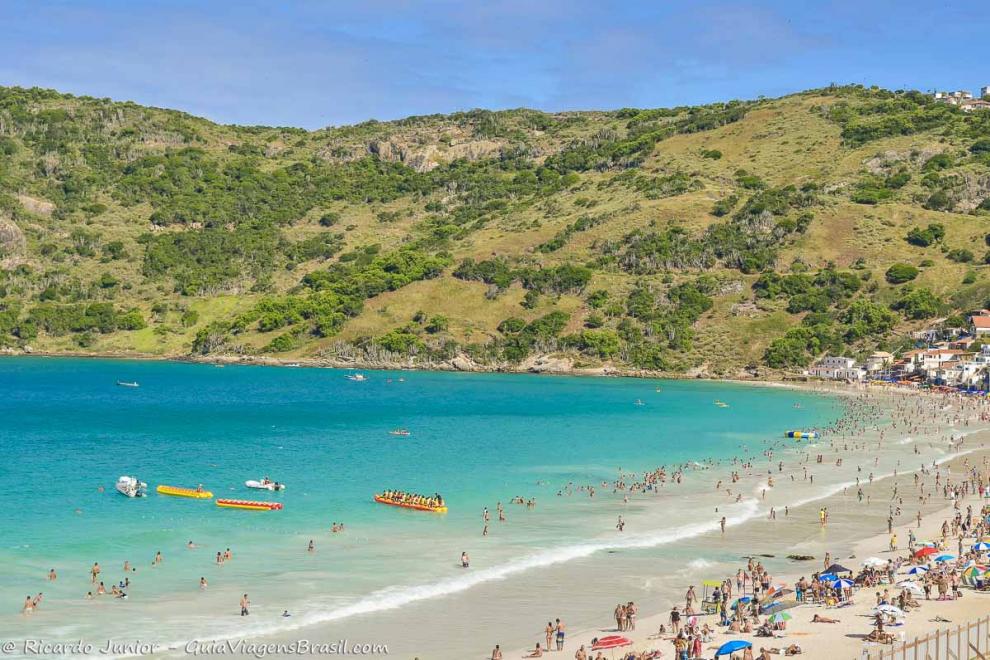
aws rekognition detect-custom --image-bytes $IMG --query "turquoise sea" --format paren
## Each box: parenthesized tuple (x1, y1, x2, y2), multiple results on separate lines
(0, 357, 847, 657)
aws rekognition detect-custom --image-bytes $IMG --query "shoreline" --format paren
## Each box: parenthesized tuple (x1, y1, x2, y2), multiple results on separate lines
(501, 420, 990, 660)
(0, 348, 824, 384)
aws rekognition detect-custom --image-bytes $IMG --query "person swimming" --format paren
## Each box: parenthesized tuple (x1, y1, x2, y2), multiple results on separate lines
(461, 552, 470, 568)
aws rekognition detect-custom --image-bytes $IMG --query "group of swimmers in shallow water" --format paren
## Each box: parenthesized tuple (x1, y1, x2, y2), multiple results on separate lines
(378, 489, 445, 508)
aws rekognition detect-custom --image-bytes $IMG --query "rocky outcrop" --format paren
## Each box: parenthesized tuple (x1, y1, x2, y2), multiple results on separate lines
(521, 354, 574, 374)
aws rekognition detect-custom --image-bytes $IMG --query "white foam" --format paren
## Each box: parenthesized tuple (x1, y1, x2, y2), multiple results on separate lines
(152, 500, 762, 653)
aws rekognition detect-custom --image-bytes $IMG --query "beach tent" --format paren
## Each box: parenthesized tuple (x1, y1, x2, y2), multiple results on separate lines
(825, 563, 852, 574)
(716, 640, 752, 657)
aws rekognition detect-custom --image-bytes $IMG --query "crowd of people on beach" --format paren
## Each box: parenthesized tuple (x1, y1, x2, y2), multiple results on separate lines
(491, 385, 990, 659)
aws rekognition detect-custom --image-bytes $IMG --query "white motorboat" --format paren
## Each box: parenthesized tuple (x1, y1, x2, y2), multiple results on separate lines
(245, 479, 286, 491)
(345, 373, 366, 381)
(116, 476, 147, 498)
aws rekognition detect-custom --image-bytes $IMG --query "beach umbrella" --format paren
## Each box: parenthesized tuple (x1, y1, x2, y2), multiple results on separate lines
(935, 554, 956, 562)
(817, 573, 837, 581)
(716, 640, 753, 657)
(914, 547, 938, 558)
(831, 578, 854, 590)
(762, 601, 787, 614)
(873, 604, 905, 617)
(768, 612, 792, 624)
(916, 540, 936, 547)
(825, 563, 852, 574)
(907, 566, 929, 575)
(730, 596, 751, 609)
(973, 542, 990, 551)
(591, 636, 632, 651)
(897, 581, 924, 595)
(961, 566, 988, 586)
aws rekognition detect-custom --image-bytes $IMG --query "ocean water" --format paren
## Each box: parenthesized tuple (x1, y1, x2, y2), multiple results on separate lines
(0, 358, 858, 656)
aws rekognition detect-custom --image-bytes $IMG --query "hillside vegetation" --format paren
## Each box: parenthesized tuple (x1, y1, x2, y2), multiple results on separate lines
(1, 84, 990, 376)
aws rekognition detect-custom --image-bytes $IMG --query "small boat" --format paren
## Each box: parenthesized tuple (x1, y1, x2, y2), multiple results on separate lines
(116, 381, 140, 388)
(115, 476, 147, 498)
(286, 363, 301, 368)
(714, 400, 729, 408)
(786, 430, 818, 439)
(346, 373, 367, 381)
(389, 429, 411, 436)
(245, 479, 286, 491)
(634, 399, 645, 406)
(217, 499, 283, 511)
(156, 484, 213, 499)
(374, 494, 447, 513)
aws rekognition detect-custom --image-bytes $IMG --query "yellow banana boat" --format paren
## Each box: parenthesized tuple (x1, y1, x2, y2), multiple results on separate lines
(156, 484, 213, 499)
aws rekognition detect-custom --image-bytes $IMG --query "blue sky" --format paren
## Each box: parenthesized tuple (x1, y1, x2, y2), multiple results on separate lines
(2, 1, 988, 129)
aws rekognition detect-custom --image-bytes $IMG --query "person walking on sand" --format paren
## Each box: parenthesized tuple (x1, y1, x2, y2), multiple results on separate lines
(720, 516, 726, 534)
(555, 618, 565, 651)
(91, 562, 100, 583)
(240, 593, 250, 616)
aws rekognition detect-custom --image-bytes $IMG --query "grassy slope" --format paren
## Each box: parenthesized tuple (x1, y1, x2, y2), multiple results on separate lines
(1, 86, 988, 374)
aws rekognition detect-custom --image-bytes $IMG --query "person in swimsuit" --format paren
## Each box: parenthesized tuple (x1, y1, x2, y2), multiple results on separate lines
(91, 562, 101, 583)
(461, 552, 470, 568)
(555, 618, 565, 651)
(200, 577, 208, 590)
(22, 595, 34, 614)
(240, 593, 250, 616)
(490, 644, 502, 660)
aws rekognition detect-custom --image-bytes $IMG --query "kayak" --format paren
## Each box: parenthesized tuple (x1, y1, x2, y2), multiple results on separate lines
(373, 494, 447, 513)
(245, 480, 286, 491)
(217, 499, 283, 511)
(156, 485, 213, 499)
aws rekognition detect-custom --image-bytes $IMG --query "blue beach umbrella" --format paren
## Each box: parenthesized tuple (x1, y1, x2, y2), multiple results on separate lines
(907, 566, 929, 575)
(973, 542, 990, 551)
(730, 596, 752, 609)
(935, 554, 956, 562)
(818, 572, 837, 581)
(831, 578, 854, 590)
(716, 640, 753, 657)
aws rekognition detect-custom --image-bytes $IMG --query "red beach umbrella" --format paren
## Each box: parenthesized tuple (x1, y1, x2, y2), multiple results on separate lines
(914, 546, 937, 558)
(592, 635, 633, 650)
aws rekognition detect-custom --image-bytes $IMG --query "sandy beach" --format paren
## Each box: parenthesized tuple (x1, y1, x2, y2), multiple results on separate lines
(502, 387, 990, 660)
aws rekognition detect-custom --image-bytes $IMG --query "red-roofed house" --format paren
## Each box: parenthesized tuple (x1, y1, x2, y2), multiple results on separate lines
(971, 315, 990, 336)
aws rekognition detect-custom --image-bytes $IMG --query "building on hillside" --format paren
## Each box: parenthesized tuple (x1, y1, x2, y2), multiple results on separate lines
(863, 351, 894, 375)
(971, 315, 990, 337)
(808, 356, 865, 381)
(982, 86, 990, 98)
(934, 90, 974, 105)
(961, 99, 990, 112)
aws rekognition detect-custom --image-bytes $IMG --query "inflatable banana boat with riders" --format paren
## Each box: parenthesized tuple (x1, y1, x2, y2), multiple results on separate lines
(156, 484, 213, 499)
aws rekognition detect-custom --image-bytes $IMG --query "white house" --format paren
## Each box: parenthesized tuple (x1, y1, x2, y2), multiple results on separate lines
(971, 315, 990, 337)
(809, 356, 865, 381)
(863, 351, 894, 374)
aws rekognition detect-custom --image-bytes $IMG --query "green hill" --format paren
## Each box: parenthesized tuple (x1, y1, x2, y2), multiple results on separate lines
(1, 84, 989, 376)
